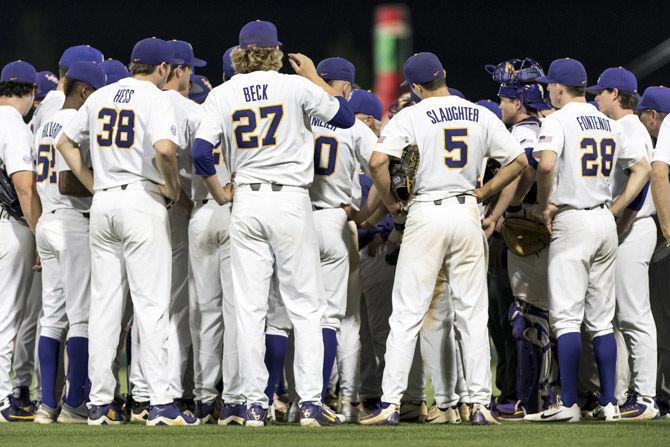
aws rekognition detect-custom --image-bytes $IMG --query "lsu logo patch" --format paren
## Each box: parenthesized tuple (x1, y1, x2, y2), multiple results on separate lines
(22, 154, 33, 165)
(170, 125, 177, 136)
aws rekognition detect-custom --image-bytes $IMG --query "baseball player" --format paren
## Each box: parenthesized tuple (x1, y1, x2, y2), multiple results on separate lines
(590, 69, 659, 420)
(189, 75, 212, 104)
(192, 20, 355, 426)
(32, 62, 106, 424)
(34, 71, 58, 109)
(0, 60, 41, 422)
(57, 37, 197, 426)
(525, 58, 650, 423)
(359, 52, 527, 426)
(100, 59, 130, 85)
(30, 45, 104, 133)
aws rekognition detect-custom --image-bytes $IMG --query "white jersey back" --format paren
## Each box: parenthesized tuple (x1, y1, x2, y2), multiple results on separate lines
(511, 117, 542, 147)
(534, 102, 642, 209)
(310, 118, 375, 208)
(612, 114, 655, 217)
(375, 95, 523, 201)
(63, 77, 179, 191)
(30, 90, 65, 133)
(0, 106, 34, 179)
(34, 109, 92, 213)
(195, 71, 341, 187)
(164, 89, 199, 198)
(653, 114, 670, 165)
(187, 106, 231, 201)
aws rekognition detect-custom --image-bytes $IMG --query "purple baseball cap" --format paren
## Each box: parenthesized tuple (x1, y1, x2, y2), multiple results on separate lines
(36, 71, 58, 100)
(131, 37, 184, 66)
(401, 52, 444, 86)
(348, 89, 383, 121)
(448, 87, 465, 99)
(168, 40, 207, 68)
(59, 45, 104, 68)
(587, 67, 637, 94)
(498, 83, 551, 111)
(239, 20, 281, 49)
(536, 58, 587, 87)
(476, 99, 502, 120)
(189, 74, 213, 104)
(637, 86, 670, 113)
(65, 61, 106, 90)
(100, 59, 129, 85)
(222, 46, 236, 80)
(317, 57, 355, 84)
(1, 60, 37, 84)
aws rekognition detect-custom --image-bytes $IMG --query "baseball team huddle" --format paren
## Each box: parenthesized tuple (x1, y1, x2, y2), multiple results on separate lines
(2, 18, 670, 428)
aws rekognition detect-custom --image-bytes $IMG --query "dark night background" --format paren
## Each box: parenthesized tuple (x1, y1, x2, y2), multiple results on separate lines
(2, 0, 670, 101)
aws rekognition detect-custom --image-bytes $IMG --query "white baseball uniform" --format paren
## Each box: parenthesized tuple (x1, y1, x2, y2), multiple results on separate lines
(187, 106, 243, 405)
(30, 90, 65, 134)
(34, 108, 92, 344)
(375, 95, 523, 406)
(533, 102, 642, 338)
(195, 70, 344, 407)
(0, 105, 37, 402)
(63, 76, 179, 406)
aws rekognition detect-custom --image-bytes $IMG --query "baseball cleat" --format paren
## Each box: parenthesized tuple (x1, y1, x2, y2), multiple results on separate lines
(244, 404, 268, 427)
(341, 401, 361, 423)
(358, 402, 400, 426)
(287, 401, 300, 423)
(524, 400, 581, 423)
(458, 402, 472, 422)
(591, 402, 620, 422)
(174, 398, 195, 417)
(34, 403, 59, 424)
(129, 399, 150, 423)
(299, 402, 344, 427)
(271, 394, 289, 423)
(425, 404, 461, 424)
(0, 396, 35, 422)
(194, 400, 219, 424)
(88, 403, 125, 425)
(219, 403, 246, 426)
(494, 400, 526, 421)
(146, 403, 199, 426)
(399, 400, 428, 422)
(57, 402, 89, 424)
(619, 392, 660, 421)
(470, 403, 501, 425)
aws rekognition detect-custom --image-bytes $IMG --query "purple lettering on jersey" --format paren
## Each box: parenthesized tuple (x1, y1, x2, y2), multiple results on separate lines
(243, 84, 269, 102)
(113, 89, 135, 103)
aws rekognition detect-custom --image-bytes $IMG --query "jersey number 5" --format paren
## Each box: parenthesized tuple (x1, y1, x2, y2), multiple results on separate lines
(444, 128, 468, 169)
(97, 108, 136, 149)
(580, 137, 614, 177)
(232, 105, 283, 149)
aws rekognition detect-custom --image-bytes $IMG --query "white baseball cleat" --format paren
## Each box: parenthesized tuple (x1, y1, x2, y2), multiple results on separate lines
(458, 402, 472, 422)
(592, 402, 620, 422)
(341, 401, 361, 423)
(287, 401, 300, 423)
(524, 401, 581, 423)
(34, 404, 59, 424)
(425, 405, 461, 424)
(470, 403, 501, 425)
(619, 393, 660, 421)
(57, 403, 89, 424)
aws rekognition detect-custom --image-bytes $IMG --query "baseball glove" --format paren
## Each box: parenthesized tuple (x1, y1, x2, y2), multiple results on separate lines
(0, 165, 26, 224)
(389, 144, 419, 202)
(501, 216, 550, 257)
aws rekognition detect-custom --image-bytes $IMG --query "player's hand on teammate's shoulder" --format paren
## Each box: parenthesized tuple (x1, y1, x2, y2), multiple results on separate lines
(288, 53, 317, 78)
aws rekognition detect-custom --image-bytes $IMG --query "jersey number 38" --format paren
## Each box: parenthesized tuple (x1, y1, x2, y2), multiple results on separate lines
(97, 108, 136, 149)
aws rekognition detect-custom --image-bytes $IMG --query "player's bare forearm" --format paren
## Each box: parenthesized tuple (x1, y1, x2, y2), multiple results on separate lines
(490, 177, 519, 220)
(536, 151, 557, 211)
(58, 171, 93, 197)
(651, 161, 670, 243)
(56, 134, 94, 194)
(355, 184, 382, 225)
(359, 203, 391, 228)
(476, 155, 527, 203)
(12, 171, 42, 234)
(511, 165, 537, 206)
(368, 151, 398, 211)
(154, 139, 180, 201)
(610, 158, 650, 216)
(203, 175, 233, 205)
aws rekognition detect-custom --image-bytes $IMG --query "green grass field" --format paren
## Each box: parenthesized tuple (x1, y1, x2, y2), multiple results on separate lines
(1, 420, 668, 447)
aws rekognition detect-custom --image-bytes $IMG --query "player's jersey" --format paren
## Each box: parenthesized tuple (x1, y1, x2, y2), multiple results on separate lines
(30, 89, 65, 133)
(63, 77, 179, 191)
(187, 106, 231, 201)
(164, 89, 199, 199)
(611, 114, 655, 218)
(195, 71, 341, 188)
(375, 95, 523, 202)
(310, 118, 375, 208)
(652, 114, 670, 165)
(534, 102, 642, 209)
(33, 109, 92, 214)
(0, 106, 34, 179)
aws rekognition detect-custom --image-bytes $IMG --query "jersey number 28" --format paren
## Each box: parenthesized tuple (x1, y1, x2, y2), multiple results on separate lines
(580, 137, 614, 177)
(97, 108, 136, 149)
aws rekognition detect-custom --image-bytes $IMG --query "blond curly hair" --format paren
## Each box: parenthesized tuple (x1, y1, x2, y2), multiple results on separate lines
(231, 46, 283, 74)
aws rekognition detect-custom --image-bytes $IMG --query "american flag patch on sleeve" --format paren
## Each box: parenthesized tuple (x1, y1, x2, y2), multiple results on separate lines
(377, 136, 386, 143)
(538, 135, 552, 143)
